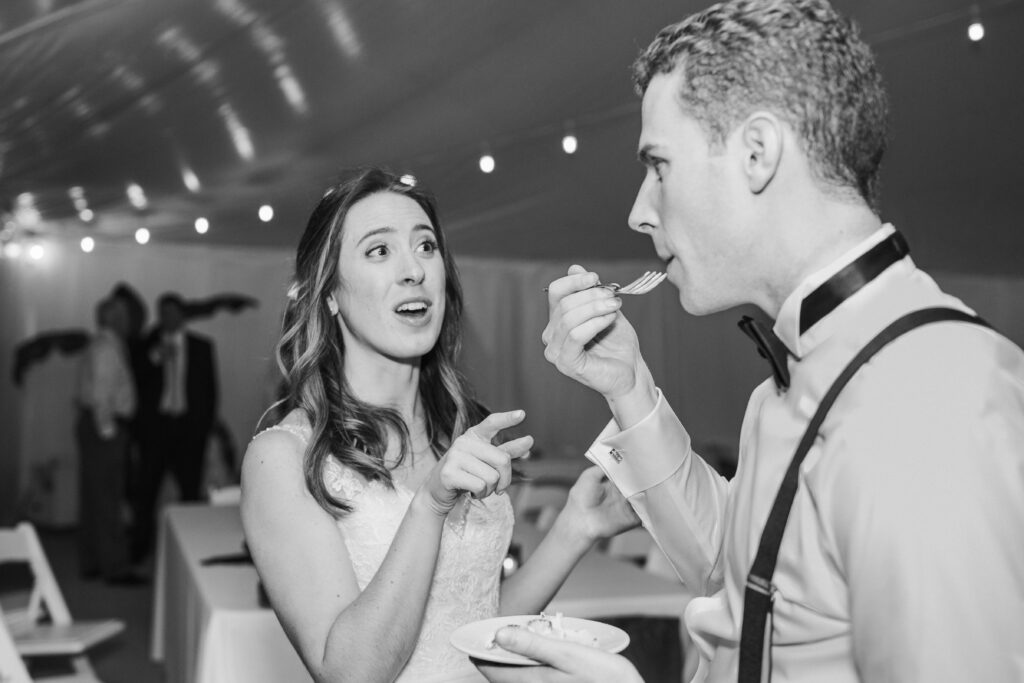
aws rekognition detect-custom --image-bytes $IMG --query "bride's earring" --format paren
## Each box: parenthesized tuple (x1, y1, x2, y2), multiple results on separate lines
(326, 296, 339, 317)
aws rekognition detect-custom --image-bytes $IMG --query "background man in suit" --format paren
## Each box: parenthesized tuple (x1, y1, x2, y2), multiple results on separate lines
(131, 292, 218, 563)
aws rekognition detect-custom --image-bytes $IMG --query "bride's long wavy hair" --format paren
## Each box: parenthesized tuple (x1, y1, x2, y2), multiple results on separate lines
(272, 167, 486, 516)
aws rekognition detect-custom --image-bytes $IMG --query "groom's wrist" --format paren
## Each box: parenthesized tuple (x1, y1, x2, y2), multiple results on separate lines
(607, 364, 657, 430)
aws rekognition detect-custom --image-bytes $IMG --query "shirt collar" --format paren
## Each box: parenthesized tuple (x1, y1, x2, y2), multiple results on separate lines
(774, 224, 906, 358)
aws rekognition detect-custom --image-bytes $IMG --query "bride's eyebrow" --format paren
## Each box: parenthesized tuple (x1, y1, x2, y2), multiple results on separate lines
(356, 226, 395, 245)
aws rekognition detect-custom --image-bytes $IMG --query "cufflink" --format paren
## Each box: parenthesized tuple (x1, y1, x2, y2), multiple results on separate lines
(609, 447, 624, 463)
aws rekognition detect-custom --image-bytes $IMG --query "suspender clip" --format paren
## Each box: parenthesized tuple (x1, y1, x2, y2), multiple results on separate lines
(746, 574, 773, 596)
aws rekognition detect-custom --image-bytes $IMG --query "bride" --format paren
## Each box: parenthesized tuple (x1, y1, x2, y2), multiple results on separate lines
(241, 167, 638, 682)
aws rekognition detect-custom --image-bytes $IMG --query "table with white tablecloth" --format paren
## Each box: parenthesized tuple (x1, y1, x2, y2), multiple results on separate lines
(151, 503, 689, 683)
(150, 503, 311, 683)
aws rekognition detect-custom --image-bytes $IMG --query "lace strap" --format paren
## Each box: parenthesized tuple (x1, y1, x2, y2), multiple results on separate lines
(253, 423, 311, 446)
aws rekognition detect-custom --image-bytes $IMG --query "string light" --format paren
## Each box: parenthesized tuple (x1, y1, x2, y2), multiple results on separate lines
(79, 208, 94, 222)
(478, 147, 495, 174)
(135, 227, 150, 244)
(258, 204, 274, 222)
(126, 182, 148, 209)
(4, 242, 22, 259)
(561, 133, 578, 154)
(28, 243, 44, 261)
(182, 167, 202, 192)
(561, 121, 578, 155)
(81, 236, 95, 253)
(195, 216, 210, 234)
(968, 5, 984, 41)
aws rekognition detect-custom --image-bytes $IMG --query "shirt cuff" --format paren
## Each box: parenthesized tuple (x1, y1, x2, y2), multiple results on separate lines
(584, 389, 691, 498)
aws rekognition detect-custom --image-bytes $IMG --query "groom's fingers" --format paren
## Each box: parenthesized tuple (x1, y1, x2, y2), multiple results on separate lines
(493, 626, 591, 672)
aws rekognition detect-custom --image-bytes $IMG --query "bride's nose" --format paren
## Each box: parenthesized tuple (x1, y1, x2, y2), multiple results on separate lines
(399, 253, 426, 285)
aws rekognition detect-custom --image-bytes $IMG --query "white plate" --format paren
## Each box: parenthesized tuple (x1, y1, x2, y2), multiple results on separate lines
(450, 614, 630, 666)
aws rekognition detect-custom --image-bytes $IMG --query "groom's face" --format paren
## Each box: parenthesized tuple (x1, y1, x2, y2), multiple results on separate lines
(628, 71, 753, 316)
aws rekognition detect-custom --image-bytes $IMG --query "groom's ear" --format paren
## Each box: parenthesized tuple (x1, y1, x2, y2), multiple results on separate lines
(739, 112, 783, 195)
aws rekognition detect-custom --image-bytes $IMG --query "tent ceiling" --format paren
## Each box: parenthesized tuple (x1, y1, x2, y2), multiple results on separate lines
(1, 0, 1022, 275)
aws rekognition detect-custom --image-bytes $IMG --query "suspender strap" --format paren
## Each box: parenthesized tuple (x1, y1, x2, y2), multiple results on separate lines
(737, 307, 991, 683)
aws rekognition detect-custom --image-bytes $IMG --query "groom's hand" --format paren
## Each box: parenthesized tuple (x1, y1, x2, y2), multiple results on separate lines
(473, 626, 644, 682)
(542, 265, 658, 428)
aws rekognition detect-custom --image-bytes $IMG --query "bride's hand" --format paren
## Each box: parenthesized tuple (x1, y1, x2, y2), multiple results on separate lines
(560, 466, 640, 543)
(418, 410, 533, 517)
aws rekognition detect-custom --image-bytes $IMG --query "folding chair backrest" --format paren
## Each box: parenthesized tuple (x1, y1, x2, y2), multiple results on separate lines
(0, 523, 72, 628)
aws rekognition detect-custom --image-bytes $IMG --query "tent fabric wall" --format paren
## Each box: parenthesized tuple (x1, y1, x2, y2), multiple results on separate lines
(2, 245, 1021, 524)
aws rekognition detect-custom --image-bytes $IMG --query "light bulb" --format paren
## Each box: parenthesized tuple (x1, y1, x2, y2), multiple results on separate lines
(126, 182, 148, 209)
(28, 244, 45, 260)
(562, 133, 578, 154)
(259, 204, 274, 222)
(479, 154, 495, 174)
(195, 217, 210, 234)
(80, 236, 95, 253)
(182, 167, 201, 192)
(968, 20, 984, 41)
(135, 228, 150, 245)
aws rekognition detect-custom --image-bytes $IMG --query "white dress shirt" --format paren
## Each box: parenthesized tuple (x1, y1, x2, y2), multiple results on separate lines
(158, 330, 188, 415)
(586, 226, 1024, 682)
(77, 327, 136, 438)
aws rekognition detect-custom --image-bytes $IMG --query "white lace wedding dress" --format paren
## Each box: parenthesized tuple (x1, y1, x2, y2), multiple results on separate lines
(261, 424, 514, 682)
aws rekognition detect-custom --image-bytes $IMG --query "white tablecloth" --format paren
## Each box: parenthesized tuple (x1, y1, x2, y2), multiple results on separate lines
(151, 503, 689, 682)
(150, 504, 311, 683)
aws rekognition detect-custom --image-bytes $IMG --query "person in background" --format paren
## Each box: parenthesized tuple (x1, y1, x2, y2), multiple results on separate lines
(241, 167, 638, 683)
(479, 0, 1024, 681)
(75, 295, 138, 584)
(131, 292, 219, 562)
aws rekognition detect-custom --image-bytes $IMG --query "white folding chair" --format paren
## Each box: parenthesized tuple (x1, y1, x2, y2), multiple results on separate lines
(0, 522, 124, 682)
(511, 482, 571, 531)
(0, 603, 32, 683)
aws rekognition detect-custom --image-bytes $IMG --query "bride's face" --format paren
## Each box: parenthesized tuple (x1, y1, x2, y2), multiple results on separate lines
(332, 191, 447, 363)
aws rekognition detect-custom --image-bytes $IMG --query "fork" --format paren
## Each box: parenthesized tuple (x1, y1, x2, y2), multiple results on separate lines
(542, 270, 666, 295)
(597, 270, 667, 295)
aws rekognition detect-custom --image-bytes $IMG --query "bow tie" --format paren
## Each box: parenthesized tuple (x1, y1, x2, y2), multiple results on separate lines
(738, 316, 791, 390)
(738, 230, 911, 390)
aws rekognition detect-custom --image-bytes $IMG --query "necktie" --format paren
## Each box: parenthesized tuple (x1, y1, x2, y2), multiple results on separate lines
(166, 342, 182, 413)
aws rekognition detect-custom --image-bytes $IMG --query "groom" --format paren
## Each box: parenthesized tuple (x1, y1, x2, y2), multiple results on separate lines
(478, 0, 1024, 681)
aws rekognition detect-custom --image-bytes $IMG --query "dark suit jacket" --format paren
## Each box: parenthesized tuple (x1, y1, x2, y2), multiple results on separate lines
(141, 330, 218, 435)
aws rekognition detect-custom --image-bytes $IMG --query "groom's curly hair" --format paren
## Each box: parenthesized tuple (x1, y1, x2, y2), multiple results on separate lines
(633, 0, 889, 212)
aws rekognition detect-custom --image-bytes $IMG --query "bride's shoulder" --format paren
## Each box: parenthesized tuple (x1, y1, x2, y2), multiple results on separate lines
(246, 410, 311, 463)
